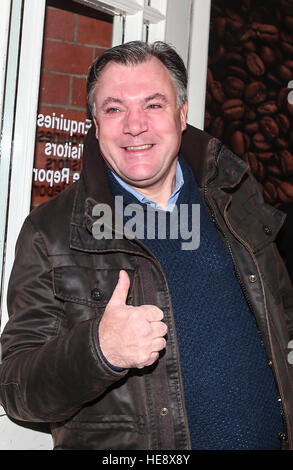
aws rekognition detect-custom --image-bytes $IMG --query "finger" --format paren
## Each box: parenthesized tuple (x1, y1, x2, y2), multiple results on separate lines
(137, 351, 159, 369)
(108, 270, 130, 307)
(144, 306, 164, 323)
(151, 321, 168, 338)
(152, 337, 167, 352)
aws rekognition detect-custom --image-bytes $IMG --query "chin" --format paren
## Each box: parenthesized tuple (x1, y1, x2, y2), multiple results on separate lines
(121, 166, 159, 183)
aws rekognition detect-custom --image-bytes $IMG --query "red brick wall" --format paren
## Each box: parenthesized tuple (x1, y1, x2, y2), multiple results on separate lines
(31, 5, 113, 209)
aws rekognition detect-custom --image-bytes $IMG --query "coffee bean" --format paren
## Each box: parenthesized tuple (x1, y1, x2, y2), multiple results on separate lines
(204, 111, 212, 129)
(260, 116, 279, 141)
(277, 182, 293, 203)
(284, 15, 293, 30)
(225, 52, 245, 65)
(276, 113, 290, 133)
(230, 130, 246, 156)
(244, 82, 267, 104)
(266, 161, 283, 178)
(280, 31, 293, 56)
(256, 160, 266, 181)
(246, 52, 265, 76)
(222, 99, 245, 120)
(210, 116, 224, 139)
(244, 121, 259, 134)
(207, 68, 214, 86)
(244, 108, 257, 121)
(264, 180, 278, 204)
(210, 80, 226, 103)
(278, 64, 293, 81)
(276, 137, 288, 149)
(257, 101, 278, 115)
(243, 40, 257, 52)
(278, 88, 292, 108)
(251, 23, 279, 43)
(266, 73, 283, 89)
(257, 152, 274, 161)
(239, 30, 255, 43)
(284, 59, 293, 69)
(260, 45, 276, 65)
(243, 152, 259, 174)
(253, 132, 272, 150)
(226, 65, 249, 81)
(224, 76, 245, 98)
(280, 149, 293, 174)
(225, 8, 245, 31)
(214, 17, 227, 39)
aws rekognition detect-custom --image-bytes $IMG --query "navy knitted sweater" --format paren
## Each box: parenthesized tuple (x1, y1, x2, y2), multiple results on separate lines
(107, 159, 283, 450)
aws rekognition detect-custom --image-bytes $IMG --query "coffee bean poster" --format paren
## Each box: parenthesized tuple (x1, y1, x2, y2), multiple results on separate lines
(205, 0, 293, 207)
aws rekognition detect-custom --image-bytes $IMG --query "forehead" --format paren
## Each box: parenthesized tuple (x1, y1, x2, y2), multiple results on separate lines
(95, 57, 177, 102)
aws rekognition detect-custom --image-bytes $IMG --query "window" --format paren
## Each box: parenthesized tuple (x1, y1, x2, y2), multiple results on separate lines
(31, 1, 113, 209)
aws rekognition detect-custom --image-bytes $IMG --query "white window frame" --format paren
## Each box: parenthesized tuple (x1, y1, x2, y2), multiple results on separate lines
(1, 0, 47, 332)
(0, 0, 18, 306)
(0, 0, 211, 449)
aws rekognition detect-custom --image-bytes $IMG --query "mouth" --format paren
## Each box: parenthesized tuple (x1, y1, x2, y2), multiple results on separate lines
(124, 144, 154, 151)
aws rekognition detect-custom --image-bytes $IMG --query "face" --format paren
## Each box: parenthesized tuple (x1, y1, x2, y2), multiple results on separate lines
(93, 57, 188, 195)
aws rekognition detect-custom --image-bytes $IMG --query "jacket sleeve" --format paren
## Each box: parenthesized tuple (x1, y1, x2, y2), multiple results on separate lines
(0, 217, 128, 423)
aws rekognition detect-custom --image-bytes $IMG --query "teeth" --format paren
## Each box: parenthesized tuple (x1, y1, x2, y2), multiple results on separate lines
(126, 144, 153, 150)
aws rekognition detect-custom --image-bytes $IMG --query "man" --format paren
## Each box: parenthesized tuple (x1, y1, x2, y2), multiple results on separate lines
(0, 41, 293, 450)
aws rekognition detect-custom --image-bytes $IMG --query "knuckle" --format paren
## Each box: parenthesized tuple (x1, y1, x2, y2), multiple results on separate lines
(162, 322, 168, 335)
(138, 350, 151, 365)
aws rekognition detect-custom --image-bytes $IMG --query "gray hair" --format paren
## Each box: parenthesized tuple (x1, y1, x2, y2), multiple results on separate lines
(87, 40, 188, 117)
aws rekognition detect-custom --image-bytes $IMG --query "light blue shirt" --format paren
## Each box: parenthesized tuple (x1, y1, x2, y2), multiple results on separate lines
(111, 160, 184, 212)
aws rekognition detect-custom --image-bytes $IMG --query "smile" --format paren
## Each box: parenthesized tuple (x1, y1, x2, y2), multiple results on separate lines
(125, 144, 153, 151)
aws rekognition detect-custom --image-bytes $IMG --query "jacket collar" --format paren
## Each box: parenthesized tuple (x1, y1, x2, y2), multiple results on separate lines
(70, 123, 285, 253)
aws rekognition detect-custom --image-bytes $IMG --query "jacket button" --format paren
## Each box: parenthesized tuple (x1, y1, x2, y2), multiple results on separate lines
(263, 225, 272, 235)
(91, 288, 103, 301)
(160, 407, 169, 416)
(249, 274, 257, 283)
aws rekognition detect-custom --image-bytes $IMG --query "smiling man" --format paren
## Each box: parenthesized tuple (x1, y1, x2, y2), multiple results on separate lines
(1, 41, 293, 451)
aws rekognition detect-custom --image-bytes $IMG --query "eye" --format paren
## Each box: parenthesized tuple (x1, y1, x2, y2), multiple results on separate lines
(148, 103, 161, 110)
(105, 107, 120, 114)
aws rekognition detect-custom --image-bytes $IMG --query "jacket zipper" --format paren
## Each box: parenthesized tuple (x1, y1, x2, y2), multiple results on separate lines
(202, 183, 289, 448)
(133, 242, 192, 450)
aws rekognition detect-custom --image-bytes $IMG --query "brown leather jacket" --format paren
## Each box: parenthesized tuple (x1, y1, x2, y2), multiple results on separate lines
(0, 125, 293, 450)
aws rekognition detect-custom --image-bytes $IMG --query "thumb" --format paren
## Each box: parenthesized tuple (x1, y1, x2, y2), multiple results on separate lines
(108, 270, 130, 306)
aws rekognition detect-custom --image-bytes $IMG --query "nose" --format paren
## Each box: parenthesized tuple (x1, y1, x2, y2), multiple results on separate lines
(123, 107, 148, 136)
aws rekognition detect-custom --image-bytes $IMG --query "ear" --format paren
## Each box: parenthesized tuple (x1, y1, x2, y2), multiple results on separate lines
(180, 101, 188, 132)
(93, 116, 99, 139)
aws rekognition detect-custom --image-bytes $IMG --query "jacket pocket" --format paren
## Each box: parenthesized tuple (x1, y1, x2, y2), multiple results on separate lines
(52, 266, 136, 326)
(53, 266, 136, 306)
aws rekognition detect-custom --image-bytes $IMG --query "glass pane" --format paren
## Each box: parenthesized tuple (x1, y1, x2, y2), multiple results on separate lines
(31, 0, 113, 210)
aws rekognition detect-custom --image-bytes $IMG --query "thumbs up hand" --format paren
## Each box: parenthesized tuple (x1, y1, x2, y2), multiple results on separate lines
(98, 270, 168, 369)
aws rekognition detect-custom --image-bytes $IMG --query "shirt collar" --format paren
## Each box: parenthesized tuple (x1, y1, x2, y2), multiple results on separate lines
(110, 160, 184, 212)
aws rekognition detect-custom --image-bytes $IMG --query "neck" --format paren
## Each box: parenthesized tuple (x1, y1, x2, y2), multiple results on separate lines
(130, 160, 178, 210)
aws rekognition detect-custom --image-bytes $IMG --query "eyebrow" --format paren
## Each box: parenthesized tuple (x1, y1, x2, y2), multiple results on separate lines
(101, 93, 168, 108)
(101, 97, 124, 107)
(144, 93, 168, 104)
